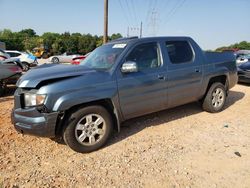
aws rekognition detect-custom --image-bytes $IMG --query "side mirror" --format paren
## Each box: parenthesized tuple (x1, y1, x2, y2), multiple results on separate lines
(121, 61, 138, 73)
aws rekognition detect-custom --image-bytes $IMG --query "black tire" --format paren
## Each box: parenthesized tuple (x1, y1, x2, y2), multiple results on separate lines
(202, 82, 226, 113)
(63, 105, 113, 153)
(0, 83, 5, 97)
(22, 62, 30, 71)
(52, 57, 59, 64)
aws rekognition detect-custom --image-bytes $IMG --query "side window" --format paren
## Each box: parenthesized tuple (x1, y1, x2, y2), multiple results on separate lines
(8, 52, 15, 57)
(126, 42, 161, 71)
(165, 41, 193, 64)
(8, 52, 19, 57)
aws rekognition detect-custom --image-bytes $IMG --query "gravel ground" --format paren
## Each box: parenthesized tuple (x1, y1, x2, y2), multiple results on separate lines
(0, 84, 250, 188)
(37, 58, 50, 64)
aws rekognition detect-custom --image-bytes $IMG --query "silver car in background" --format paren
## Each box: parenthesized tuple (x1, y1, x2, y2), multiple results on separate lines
(49, 52, 81, 63)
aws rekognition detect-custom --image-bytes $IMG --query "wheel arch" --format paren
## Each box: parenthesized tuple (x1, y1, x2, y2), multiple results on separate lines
(55, 98, 121, 137)
(203, 74, 228, 100)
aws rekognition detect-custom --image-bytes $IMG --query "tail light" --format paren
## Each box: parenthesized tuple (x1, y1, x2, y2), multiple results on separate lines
(9, 66, 22, 73)
(0, 55, 7, 60)
(71, 60, 81, 65)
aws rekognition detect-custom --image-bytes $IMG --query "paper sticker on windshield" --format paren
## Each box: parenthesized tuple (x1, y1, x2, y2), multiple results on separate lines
(112, 43, 127, 48)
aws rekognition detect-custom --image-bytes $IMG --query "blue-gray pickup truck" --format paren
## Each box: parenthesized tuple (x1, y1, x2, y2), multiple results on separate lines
(12, 37, 238, 153)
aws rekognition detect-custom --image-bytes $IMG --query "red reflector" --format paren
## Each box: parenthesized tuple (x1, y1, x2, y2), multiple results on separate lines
(9, 66, 22, 73)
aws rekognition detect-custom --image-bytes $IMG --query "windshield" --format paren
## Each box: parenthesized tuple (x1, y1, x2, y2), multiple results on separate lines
(80, 43, 126, 70)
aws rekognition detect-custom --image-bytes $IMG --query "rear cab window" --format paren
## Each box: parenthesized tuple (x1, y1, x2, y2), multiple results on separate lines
(165, 41, 194, 64)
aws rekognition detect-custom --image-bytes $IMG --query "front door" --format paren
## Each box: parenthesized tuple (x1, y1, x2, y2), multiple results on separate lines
(117, 42, 167, 119)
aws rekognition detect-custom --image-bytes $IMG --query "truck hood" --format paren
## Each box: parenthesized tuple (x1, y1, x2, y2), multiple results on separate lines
(17, 64, 96, 88)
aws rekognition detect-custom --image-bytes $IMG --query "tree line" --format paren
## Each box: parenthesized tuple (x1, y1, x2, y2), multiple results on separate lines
(1, 29, 249, 54)
(215, 41, 250, 52)
(0, 29, 122, 55)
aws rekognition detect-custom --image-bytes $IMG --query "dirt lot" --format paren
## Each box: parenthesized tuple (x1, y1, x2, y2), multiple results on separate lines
(0, 84, 250, 188)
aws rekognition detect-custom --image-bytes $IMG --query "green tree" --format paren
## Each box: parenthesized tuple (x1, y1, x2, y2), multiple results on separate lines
(216, 41, 250, 51)
(52, 38, 65, 54)
(19, 29, 36, 37)
(110, 33, 122, 40)
(0, 29, 24, 50)
(0, 28, 123, 54)
(23, 37, 43, 51)
(78, 34, 97, 54)
(42, 32, 60, 50)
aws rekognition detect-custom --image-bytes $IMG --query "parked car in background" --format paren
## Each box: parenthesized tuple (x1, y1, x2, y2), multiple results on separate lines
(71, 53, 90, 65)
(6, 50, 38, 70)
(3, 57, 26, 71)
(0, 49, 10, 61)
(236, 54, 250, 65)
(238, 60, 250, 83)
(49, 52, 81, 64)
(0, 60, 22, 96)
(12, 36, 238, 153)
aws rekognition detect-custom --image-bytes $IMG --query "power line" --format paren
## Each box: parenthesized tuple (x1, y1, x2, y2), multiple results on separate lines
(145, 0, 159, 36)
(152, 0, 158, 11)
(148, 11, 159, 36)
(145, 0, 153, 24)
(162, 0, 187, 25)
(161, 0, 171, 13)
(130, 0, 139, 26)
(118, 0, 131, 26)
(125, 0, 136, 26)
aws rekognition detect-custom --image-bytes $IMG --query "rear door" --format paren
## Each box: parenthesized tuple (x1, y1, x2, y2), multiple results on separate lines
(164, 40, 203, 108)
(116, 42, 167, 119)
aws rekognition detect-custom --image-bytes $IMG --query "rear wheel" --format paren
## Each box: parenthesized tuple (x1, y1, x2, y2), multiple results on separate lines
(63, 106, 113, 153)
(52, 57, 59, 63)
(202, 82, 226, 113)
(22, 62, 30, 71)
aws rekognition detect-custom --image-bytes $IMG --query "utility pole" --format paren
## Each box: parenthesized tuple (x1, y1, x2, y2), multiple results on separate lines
(140, 22, 143, 38)
(103, 0, 108, 44)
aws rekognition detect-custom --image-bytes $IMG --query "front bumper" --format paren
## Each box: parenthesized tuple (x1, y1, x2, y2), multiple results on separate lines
(12, 107, 59, 137)
(12, 88, 59, 137)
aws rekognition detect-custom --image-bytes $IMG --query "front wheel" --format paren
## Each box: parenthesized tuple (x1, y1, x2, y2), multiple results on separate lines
(202, 82, 226, 113)
(63, 106, 113, 153)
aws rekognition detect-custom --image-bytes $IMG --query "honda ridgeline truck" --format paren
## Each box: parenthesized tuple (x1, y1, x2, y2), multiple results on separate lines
(12, 37, 238, 153)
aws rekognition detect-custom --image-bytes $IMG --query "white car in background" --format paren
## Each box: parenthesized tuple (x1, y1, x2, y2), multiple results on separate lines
(0, 49, 10, 61)
(5, 50, 38, 70)
(236, 54, 250, 65)
(49, 52, 81, 64)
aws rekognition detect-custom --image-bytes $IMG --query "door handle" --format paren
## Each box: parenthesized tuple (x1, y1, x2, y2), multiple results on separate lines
(158, 75, 165, 80)
(195, 69, 201, 73)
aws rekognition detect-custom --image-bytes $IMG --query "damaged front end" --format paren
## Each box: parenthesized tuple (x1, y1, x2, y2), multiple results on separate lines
(11, 87, 59, 137)
(12, 64, 91, 137)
